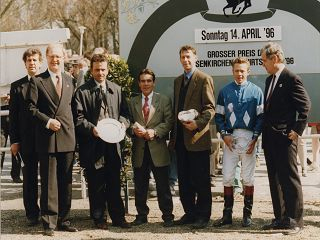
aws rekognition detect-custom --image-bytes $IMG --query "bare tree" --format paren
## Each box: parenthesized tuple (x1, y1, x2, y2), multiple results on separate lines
(0, 0, 119, 55)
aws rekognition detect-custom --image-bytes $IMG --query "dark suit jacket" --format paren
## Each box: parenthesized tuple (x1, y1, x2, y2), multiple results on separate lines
(172, 69, 215, 151)
(129, 92, 173, 168)
(27, 70, 76, 153)
(262, 67, 311, 146)
(72, 78, 130, 169)
(9, 76, 36, 155)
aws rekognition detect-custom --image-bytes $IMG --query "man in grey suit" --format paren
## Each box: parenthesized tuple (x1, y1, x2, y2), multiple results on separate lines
(9, 48, 42, 226)
(27, 44, 77, 236)
(170, 45, 215, 229)
(73, 54, 130, 230)
(129, 68, 174, 227)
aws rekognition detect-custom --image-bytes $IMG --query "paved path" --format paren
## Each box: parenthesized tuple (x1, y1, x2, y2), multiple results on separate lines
(1, 153, 320, 239)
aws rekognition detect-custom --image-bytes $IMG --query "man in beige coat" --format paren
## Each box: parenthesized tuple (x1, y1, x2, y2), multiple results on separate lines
(170, 45, 215, 229)
(129, 68, 174, 227)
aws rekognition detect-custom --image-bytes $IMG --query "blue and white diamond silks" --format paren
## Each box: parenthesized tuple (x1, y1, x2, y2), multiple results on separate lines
(243, 111, 250, 126)
(229, 112, 236, 127)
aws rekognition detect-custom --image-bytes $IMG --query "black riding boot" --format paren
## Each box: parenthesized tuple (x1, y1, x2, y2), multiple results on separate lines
(214, 186, 233, 227)
(242, 186, 254, 227)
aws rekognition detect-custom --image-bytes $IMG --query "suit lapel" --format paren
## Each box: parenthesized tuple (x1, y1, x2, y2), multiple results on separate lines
(21, 76, 30, 99)
(184, 70, 197, 108)
(174, 75, 183, 115)
(134, 95, 144, 123)
(58, 73, 72, 109)
(147, 93, 159, 124)
(40, 70, 60, 105)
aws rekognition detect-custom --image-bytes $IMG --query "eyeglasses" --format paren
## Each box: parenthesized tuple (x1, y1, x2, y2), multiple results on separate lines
(47, 55, 63, 59)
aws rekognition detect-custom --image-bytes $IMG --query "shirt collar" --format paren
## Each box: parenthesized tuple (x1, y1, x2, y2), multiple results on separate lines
(94, 79, 107, 91)
(48, 69, 62, 80)
(184, 68, 196, 80)
(142, 91, 153, 100)
(274, 64, 285, 79)
(234, 80, 248, 86)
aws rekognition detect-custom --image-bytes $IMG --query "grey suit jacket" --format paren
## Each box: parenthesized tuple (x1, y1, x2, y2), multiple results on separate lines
(27, 70, 76, 153)
(172, 69, 215, 151)
(129, 92, 173, 168)
(73, 78, 130, 169)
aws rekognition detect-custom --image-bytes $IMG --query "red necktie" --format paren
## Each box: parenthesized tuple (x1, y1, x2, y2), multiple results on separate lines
(56, 75, 62, 98)
(143, 96, 149, 123)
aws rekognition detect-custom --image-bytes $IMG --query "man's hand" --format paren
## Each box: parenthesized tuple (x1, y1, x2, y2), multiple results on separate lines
(10, 143, 20, 156)
(133, 127, 146, 138)
(92, 127, 99, 137)
(182, 120, 198, 131)
(49, 119, 61, 132)
(246, 139, 257, 154)
(144, 129, 155, 141)
(288, 130, 299, 140)
(168, 139, 175, 151)
(223, 135, 234, 152)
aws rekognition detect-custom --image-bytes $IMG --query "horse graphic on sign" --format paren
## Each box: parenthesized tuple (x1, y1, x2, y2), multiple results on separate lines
(223, 0, 252, 17)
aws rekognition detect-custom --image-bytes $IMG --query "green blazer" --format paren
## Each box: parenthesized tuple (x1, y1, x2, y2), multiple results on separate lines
(129, 92, 173, 168)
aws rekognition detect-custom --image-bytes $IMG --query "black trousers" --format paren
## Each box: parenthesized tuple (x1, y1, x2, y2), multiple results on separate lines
(10, 153, 21, 179)
(175, 140, 212, 221)
(39, 152, 74, 230)
(263, 127, 304, 227)
(133, 143, 174, 221)
(21, 152, 39, 220)
(86, 143, 125, 224)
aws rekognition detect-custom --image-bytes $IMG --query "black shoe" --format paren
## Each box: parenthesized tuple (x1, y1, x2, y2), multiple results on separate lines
(174, 214, 195, 225)
(27, 217, 39, 226)
(95, 222, 108, 229)
(242, 216, 252, 227)
(163, 219, 174, 227)
(132, 217, 148, 226)
(57, 225, 78, 232)
(191, 219, 209, 229)
(282, 226, 302, 235)
(262, 219, 284, 230)
(12, 177, 23, 183)
(43, 228, 54, 236)
(112, 220, 131, 228)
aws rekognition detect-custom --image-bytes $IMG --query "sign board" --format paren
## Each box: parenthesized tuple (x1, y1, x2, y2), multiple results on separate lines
(119, 0, 320, 120)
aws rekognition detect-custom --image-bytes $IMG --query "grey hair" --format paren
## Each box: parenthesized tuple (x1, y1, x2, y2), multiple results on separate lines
(261, 42, 285, 63)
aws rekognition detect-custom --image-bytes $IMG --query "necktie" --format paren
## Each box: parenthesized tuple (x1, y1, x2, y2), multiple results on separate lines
(100, 85, 108, 116)
(184, 76, 190, 86)
(143, 96, 150, 123)
(56, 75, 62, 98)
(266, 75, 276, 110)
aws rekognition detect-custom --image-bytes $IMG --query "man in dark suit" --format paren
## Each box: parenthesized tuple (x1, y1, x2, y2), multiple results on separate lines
(9, 48, 42, 225)
(129, 68, 174, 227)
(261, 42, 311, 235)
(170, 45, 215, 229)
(27, 44, 77, 236)
(73, 54, 130, 230)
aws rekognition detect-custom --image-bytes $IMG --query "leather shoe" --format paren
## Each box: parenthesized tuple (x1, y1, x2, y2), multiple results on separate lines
(283, 226, 302, 235)
(43, 228, 54, 236)
(95, 222, 108, 230)
(191, 219, 209, 229)
(12, 177, 23, 183)
(174, 214, 195, 225)
(112, 220, 131, 228)
(132, 217, 148, 226)
(57, 225, 78, 232)
(262, 219, 284, 230)
(163, 219, 174, 227)
(27, 217, 39, 226)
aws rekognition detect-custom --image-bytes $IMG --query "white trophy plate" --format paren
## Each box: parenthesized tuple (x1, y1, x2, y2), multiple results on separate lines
(96, 118, 125, 143)
(178, 109, 199, 122)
